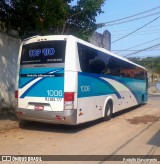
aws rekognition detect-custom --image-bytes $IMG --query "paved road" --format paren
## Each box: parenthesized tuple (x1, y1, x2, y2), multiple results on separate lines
(0, 95, 160, 163)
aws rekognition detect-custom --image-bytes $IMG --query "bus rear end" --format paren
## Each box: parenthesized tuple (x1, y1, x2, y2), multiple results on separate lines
(15, 36, 77, 125)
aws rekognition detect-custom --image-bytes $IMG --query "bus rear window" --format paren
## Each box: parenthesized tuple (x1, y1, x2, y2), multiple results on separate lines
(20, 41, 66, 65)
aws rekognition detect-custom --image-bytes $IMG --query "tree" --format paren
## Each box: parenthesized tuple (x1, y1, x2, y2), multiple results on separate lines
(129, 57, 160, 74)
(0, 0, 105, 40)
(64, 0, 105, 40)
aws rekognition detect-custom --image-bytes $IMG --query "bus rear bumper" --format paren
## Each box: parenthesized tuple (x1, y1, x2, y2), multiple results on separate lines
(16, 108, 77, 125)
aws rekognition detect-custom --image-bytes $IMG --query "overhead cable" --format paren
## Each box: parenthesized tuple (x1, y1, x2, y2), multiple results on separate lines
(112, 29, 160, 38)
(114, 37, 160, 53)
(104, 6, 160, 24)
(112, 15, 160, 43)
(112, 49, 160, 52)
(111, 24, 160, 33)
(102, 12, 160, 27)
(124, 43, 160, 57)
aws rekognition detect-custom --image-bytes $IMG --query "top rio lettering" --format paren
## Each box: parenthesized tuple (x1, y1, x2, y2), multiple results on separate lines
(29, 48, 55, 57)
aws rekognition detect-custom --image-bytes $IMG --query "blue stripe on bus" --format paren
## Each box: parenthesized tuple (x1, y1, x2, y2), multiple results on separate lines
(19, 68, 64, 88)
(100, 74, 146, 104)
(19, 68, 64, 98)
(20, 78, 46, 98)
(78, 72, 146, 104)
(78, 72, 122, 99)
(19, 68, 64, 74)
(20, 76, 64, 98)
(100, 75, 141, 103)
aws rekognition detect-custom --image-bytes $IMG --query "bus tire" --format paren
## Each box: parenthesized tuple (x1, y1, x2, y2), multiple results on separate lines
(141, 94, 146, 105)
(104, 100, 113, 121)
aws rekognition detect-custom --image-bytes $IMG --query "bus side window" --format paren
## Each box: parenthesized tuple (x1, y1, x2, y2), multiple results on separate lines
(90, 59, 105, 74)
(102, 67, 111, 75)
(134, 67, 145, 80)
(78, 48, 87, 72)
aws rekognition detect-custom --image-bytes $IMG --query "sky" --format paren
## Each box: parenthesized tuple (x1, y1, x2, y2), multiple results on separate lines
(96, 0, 160, 58)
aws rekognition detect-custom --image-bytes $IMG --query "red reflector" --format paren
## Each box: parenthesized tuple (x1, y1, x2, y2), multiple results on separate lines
(34, 105, 44, 111)
(64, 92, 74, 101)
(55, 115, 61, 120)
(16, 112, 23, 117)
(15, 90, 18, 98)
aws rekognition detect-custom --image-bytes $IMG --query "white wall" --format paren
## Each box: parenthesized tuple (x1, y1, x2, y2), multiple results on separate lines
(0, 32, 21, 108)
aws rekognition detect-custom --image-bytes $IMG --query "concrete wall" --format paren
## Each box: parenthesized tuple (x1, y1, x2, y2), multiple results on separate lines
(89, 30, 111, 51)
(0, 32, 21, 109)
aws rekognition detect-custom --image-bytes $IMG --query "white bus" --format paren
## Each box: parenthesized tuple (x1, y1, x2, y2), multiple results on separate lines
(15, 35, 148, 125)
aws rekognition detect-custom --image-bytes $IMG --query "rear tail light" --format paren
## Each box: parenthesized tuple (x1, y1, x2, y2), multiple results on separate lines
(64, 92, 75, 110)
(15, 90, 18, 106)
(15, 90, 18, 98)
(64, 92, 74, 101)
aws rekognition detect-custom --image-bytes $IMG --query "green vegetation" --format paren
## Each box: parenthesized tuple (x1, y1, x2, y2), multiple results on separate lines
(129, 57, 160, 74)
(0, 0, 105, 40)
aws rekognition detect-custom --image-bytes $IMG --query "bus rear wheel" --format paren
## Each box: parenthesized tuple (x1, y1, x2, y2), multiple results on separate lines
(104, 100, 113, 121)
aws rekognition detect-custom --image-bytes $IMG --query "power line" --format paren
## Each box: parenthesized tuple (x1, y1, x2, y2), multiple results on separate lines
(114, 37, 160, 53)
(101, 5, 160, 25)
(124, 43, 160, 57)
(102, 12, 160, 27)
(129, 60, 160, 63)
(111, 15, 160, 43)
(97, 6, 160, 28)
(112, 49, 160, 52)
(112, 29, 160, 38)
(112, 31, 160, 39)
(110, 24, 160, 33)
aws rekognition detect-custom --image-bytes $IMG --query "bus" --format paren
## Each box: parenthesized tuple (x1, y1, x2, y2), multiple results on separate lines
(15, 35, 148, 125)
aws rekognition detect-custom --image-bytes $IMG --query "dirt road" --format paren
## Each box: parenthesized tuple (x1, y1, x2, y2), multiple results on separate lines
(0, 95, 160, 163)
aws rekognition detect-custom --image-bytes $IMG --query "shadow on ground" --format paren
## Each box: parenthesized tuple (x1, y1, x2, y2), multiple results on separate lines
(19, 105, 141, 134)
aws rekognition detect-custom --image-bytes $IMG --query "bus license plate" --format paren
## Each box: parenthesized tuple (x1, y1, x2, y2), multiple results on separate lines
(34, 105, 44, 111)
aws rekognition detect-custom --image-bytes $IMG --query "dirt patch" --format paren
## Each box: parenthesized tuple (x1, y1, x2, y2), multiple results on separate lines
(0, 107, 18, 131)
(0, 120, 19, 131)
(0, 107, 17, 119)
(127, 115, 160, 125)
